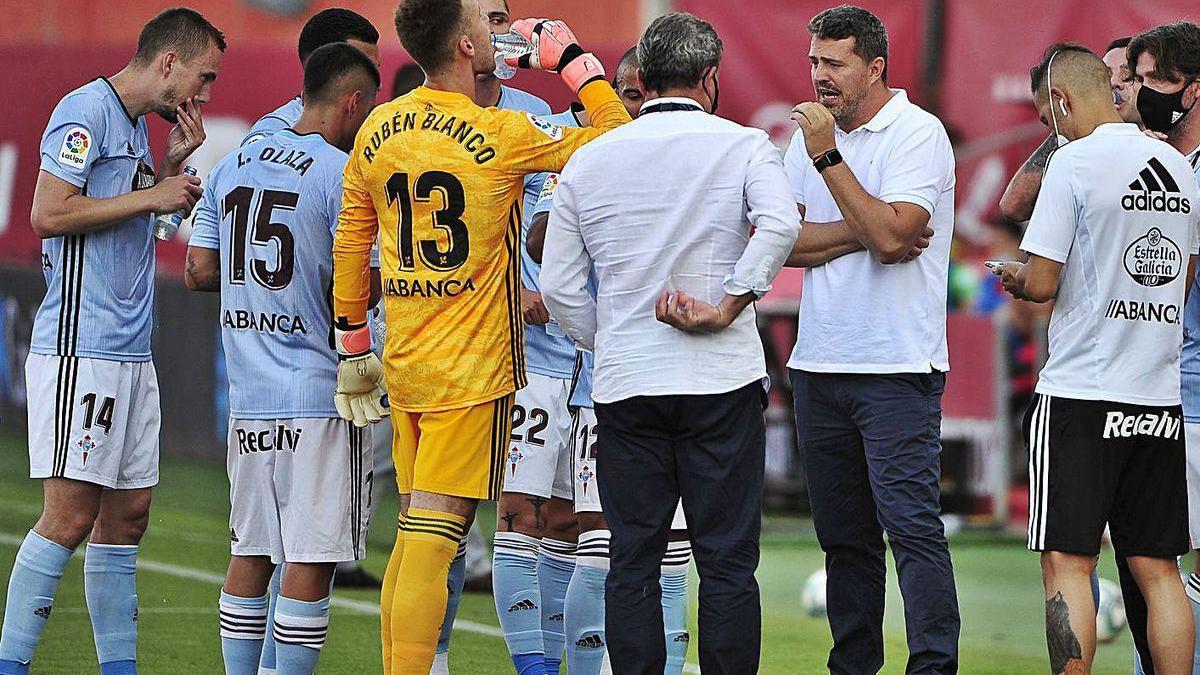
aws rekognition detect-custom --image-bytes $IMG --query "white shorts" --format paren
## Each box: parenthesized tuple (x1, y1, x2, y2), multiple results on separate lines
(1187, 421, 1200, 547)
(26, 353, 160, 490)
(503, 372, 573, 500)
(570, 406, 686, 529)
(228, 418, 372, 564)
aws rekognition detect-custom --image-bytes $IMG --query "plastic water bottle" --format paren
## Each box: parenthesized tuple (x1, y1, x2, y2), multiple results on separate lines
(492, 31, 532, 80)
(153, 165, 198, 241)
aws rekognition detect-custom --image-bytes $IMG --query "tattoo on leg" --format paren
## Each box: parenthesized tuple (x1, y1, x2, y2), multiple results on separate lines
(526, 496, 547, 531)
(1045, 592, 1084, 674)
(501, 511, 518, 532)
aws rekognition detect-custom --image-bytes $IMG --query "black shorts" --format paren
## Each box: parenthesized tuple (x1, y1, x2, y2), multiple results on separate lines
(1023, 393, 1188, 558)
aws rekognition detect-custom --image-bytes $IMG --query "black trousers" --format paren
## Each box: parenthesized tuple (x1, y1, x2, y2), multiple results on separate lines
(595, 381, 765, 675)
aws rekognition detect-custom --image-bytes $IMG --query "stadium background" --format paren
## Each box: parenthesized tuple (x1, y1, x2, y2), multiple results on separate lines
(0, 2, 1197, 671)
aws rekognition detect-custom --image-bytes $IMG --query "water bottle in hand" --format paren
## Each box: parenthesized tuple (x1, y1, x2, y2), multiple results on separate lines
(491, 31, 532, 80)
(153, 165, 198, 241)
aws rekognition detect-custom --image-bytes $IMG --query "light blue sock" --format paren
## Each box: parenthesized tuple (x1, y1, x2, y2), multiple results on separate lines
(537, 539, 575, 673)
(0, 531, 73, 675)
(564, 530, 608, 675)
(437, 538, 468, 655)
(273, 595, 329, 675)
(492, 532, 547, 674)
(259, 564, 282, 673)
(661, 538, 691, 675)
(219, 590, 268, 675)
(84, 543, 139, 674)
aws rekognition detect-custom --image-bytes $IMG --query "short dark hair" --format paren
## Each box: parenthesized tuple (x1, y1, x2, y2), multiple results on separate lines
(303, 42, 381, 104)
(392, 63, 426, 98)
(395, 0, 465, 74)
(1106, 37, 1132, 52)
(1128, 22, 1200, 84)
(637, 12, 723, 93)
(808, 5, 888, 81)
(133, 7, 225, 64)
(612, 47, 639, 86)
(298, 8, 379, 64)
(1029, 42, 1094, 94)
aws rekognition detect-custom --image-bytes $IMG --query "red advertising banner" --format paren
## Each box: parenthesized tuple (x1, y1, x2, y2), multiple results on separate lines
(0, 45, 613, 272)
(676, 0, 928, 149)
(942, 0, 1198, 241)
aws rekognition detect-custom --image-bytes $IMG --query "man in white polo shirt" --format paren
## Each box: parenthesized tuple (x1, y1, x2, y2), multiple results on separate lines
(997, 44, 1197, 674)
(783, 6, 959, 673)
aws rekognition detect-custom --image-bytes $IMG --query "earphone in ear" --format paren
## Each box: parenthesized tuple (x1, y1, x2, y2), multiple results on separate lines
(1058, 98, 1068, 117)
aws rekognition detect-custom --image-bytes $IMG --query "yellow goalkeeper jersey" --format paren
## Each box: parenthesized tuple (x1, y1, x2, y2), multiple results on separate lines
(333, 80, 630, 412)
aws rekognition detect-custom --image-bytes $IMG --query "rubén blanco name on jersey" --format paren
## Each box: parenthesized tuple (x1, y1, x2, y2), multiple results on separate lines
(360, 106, 498, 165)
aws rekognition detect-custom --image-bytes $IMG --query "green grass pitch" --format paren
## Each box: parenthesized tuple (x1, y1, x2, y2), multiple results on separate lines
(0, 430, 1149, 673)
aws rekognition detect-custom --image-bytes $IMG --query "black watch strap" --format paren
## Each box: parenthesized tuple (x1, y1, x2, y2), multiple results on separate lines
(813, 148, 843, 173)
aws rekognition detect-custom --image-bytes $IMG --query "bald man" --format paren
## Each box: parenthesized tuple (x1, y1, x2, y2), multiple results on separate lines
(995, 43, 1198, 674)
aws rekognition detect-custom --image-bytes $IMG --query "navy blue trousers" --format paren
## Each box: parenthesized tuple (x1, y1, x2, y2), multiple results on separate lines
(792, 370, 960, 675)
(596, 381, 765, 675)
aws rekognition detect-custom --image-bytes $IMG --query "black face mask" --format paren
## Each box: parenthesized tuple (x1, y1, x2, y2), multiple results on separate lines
(1138, 82, 1196, 133)
(702, 70, 719, 114)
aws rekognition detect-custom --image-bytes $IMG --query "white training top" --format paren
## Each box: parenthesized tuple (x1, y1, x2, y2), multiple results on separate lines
(784, 89, 956, 374)
(1023, 123, 1200, 406)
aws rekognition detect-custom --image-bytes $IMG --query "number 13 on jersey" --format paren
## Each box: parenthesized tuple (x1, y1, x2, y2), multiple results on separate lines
(385, 171, 470, 273)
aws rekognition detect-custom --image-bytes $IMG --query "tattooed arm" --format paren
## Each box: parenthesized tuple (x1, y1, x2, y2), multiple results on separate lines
(999, 134, 1058, 224)
(184, 245, 221, 293)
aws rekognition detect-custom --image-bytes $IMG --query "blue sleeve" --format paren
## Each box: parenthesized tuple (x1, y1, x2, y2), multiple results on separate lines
(188, 164, 222, 250)
(241, 115, 290, 147)
(39, 94, 106, 188)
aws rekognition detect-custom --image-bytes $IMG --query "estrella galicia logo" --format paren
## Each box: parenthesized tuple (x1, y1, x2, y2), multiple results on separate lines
(1123, 227, 1182, 287)
(1122, 157, 1191, 213)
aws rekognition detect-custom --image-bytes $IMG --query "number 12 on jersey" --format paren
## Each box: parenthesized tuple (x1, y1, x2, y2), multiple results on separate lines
(385, 171, 470, 273)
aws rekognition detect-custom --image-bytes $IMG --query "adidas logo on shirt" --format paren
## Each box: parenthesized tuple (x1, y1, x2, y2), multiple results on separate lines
(1122, 157, 1192, 213)
(506, 599, 537, 613)
(34, 605, 52, 620)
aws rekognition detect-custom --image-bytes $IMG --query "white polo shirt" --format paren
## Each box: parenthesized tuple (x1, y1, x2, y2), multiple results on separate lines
(784, 89, 956, 373)
(1023, 123, 1200, 406)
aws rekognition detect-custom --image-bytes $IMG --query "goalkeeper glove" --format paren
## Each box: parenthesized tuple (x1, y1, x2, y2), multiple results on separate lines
(333, 323, 389, 428)
(506, 18, 605, 93)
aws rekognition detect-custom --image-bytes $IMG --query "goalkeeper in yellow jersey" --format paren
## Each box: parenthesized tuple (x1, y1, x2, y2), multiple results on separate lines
(330, 0, 631, 671)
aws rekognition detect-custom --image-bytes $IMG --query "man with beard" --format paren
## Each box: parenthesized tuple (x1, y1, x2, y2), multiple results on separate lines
(783, 5, 960, 673)
(0, 8, 223, 675)
(1130, 21, 1200, 674)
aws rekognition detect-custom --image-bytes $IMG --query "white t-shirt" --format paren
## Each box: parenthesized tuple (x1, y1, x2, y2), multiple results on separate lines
(1023, 123, 1200, 406)
(785, 90, 956, 373)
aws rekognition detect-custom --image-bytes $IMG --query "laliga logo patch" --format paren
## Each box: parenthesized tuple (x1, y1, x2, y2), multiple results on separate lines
(526, 113, 563, 141)
(58, 127, 91, 168)
(537, 174, 559, 203)
(1123, 227, 1182, 287)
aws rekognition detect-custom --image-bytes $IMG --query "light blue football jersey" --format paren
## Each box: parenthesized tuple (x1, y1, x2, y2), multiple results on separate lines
(190, 129, 348, 419)
(527, 107, 598, 406)
(241, 96, 303, 146)
(32, 78, 157, 362)
(1178, 150, 1200, 421)
(502, 97, 577, 379)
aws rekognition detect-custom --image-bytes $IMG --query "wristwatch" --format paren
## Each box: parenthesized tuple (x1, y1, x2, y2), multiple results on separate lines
(812, 148, 843, 173)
